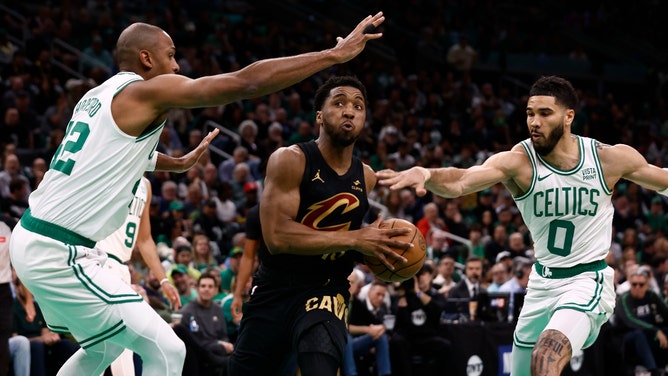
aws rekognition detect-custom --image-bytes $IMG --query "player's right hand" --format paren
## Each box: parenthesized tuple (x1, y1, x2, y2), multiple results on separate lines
(331, 12, 385, 64)
(376, 166, 431, 196)
(355, 215, 410, 270)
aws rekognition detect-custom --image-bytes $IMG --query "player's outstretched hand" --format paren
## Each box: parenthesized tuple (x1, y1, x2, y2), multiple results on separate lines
(177, 128, 220, 172)
(331, 11, 385, 64)
(376, 166, 431, 197)
(355, 215, 410, 271)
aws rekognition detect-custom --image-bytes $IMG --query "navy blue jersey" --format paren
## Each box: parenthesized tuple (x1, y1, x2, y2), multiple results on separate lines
(257, 140, 368, 284)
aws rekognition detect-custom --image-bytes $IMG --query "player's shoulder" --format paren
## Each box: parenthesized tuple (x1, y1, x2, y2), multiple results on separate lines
(270, 144, 306, 163)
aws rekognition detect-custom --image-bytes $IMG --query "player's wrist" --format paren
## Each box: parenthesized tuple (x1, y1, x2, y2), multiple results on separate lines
(658, 169, 668, 196)
(160, 278, 170, 286)
(419, 167, 431, 183)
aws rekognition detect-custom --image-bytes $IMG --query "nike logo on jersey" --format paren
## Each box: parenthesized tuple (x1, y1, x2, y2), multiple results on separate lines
(537, 173, 552, 181)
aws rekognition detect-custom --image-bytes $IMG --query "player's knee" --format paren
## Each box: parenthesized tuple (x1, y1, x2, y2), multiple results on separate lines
(531, 329, 572, 375)
(164, 337, 186, 360)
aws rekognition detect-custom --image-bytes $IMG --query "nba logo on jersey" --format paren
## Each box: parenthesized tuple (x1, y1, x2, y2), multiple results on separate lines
(0, 236, 6, 243)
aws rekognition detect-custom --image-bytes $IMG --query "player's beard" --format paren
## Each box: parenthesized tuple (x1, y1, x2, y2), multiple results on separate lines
(533, 120, 564, 156)
(329, 128, 359, 148)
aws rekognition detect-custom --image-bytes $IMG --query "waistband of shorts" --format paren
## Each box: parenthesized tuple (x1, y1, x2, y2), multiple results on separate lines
(21, 208, 96, 248)
(106, 253, 128, 265)
(256, 264, 346, 287)
(534, 259, 607, 279)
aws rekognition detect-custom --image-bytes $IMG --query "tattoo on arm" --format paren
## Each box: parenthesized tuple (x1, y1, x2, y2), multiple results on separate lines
(531, 329, 572, 376)
(595, 140, 610, 150)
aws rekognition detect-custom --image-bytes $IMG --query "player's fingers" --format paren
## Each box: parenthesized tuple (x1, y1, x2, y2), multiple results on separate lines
(374, 252, 396, 271)
(370, 214, 383, 227)
(383, 227, 412, 238)
(204, 128, 220, 142)
(383, 245, 408, 264)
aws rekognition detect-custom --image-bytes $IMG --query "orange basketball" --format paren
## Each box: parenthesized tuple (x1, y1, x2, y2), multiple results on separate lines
(363, 218, 426, 283)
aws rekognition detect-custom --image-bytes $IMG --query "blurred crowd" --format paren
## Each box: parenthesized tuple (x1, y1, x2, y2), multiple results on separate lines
(2, 1, 668, 375)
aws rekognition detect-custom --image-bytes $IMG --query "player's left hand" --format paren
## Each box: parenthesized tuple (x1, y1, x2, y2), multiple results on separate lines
(376, 166, 430, 196)
(178, 128, 220, 172)
(163, 282, 181, 311)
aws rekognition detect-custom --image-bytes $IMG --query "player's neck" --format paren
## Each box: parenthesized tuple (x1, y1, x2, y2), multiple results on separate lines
(539, 134, 579, 170)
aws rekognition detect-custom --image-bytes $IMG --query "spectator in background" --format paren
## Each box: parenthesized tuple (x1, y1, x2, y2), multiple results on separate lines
(12, 278, 78, 376)
(615, 267, 668, 375)
(193, 199, 229, 257)
(433, 254, 460, 297)
(221, 246, 243, 294)
(9, 334, 30, 376)
(168, 245, 201, 283)
(487, 262, 510, 293)
(2, 178, 29, 219)
(427, 229, 449, 261)
(80, 35, 113, 75)
(178, 275, 234, 375)
(343, 273, 392, 376)
(191, 233, 219, 273)
(219, 147, 254, 185)
(417, 202, 446, 240)
(446, 255, 486, 320)
(215, 181, 240, 224)
(287, 120, 315, 146)
(484, 224, 508, 267)
(391, 264, 450, 376)
(446, 35, 477, 74)
(171, 265, 198, 310)
(0, 154, 31, 202)
(506, 231, 530, 259)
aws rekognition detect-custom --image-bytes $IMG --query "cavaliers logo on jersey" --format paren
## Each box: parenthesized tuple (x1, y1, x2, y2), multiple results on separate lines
(301, 193, 361, 261)
(300, 193, 360, 232)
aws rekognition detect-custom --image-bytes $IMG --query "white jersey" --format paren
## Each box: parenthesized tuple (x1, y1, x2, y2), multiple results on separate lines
(514, 136, 614, 268)
(29, 72, 163, 241)
(96, 177, 149, 263)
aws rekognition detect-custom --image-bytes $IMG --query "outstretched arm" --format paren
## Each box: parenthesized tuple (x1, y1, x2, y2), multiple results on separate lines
(260, 146, 409, 269)
(136, 182, 181, 311)
(376, 149, 527, 197)
(604, 143, 668, 194)
(114, 13, 385, 136)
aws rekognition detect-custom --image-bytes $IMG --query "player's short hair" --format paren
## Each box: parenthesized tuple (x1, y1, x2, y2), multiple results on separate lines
(529, 76, 578, 111)
(313, 76, 368, 111)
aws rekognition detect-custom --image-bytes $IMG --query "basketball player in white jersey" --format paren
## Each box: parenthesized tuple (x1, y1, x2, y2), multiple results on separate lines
(9, 15, 385, 376)
(96, 176, 180, 376)
(377, 75, 668, 376)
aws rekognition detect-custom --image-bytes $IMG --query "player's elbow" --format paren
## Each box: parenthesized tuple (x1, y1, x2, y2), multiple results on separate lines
(265, 238, 289, 255)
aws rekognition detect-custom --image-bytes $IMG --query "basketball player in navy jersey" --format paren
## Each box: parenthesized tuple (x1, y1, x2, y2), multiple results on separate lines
(228, 76, 411, 376)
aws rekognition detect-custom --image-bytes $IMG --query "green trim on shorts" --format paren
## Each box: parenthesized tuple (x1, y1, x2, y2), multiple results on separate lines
(21, 209, 96, 248)
(72, 264, 143, 304)
(534, 259, 607, 279)
(556, 271, 604, 312)
(79, 320, 126, 349)
(107, 253, 125, 265)
(47, 324, 70, 334)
